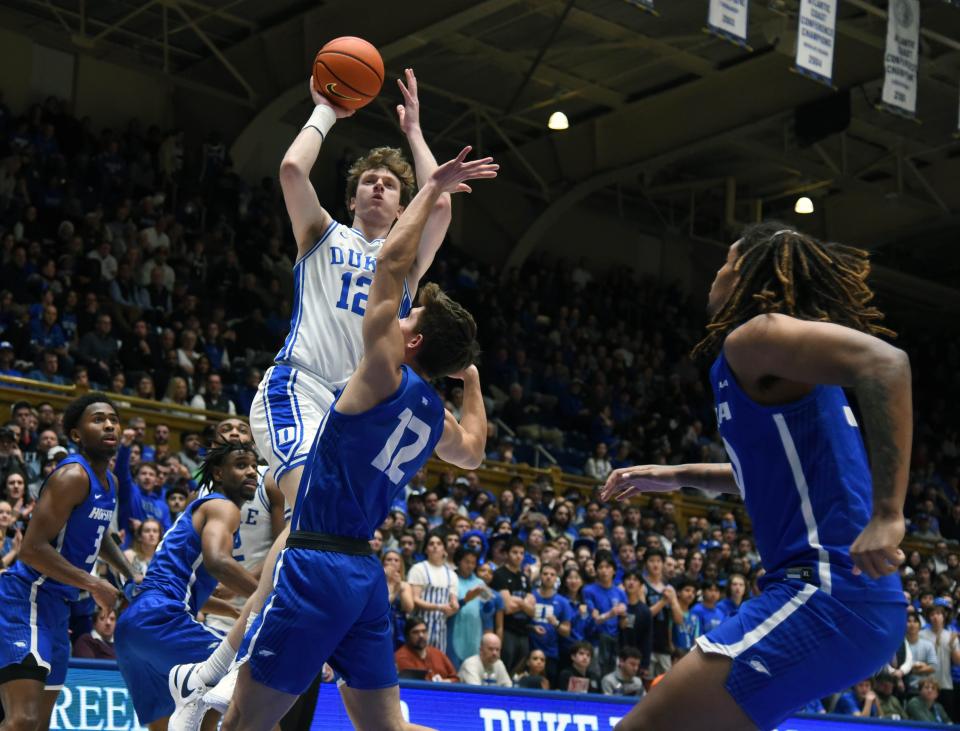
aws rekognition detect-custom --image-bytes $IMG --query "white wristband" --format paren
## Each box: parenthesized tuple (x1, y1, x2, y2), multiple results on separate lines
(303, 104, 336, 139)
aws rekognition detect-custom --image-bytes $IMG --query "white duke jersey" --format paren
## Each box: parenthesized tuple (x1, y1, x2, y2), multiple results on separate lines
(274, 221, 412, 390)
(235, 465, 286, 572)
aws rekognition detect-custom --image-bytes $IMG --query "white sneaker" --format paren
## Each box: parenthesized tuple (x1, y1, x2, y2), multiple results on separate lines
(168, 663, 210, 731)
(201, 663, 239, 715)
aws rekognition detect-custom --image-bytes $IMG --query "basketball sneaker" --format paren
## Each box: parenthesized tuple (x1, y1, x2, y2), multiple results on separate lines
(168, 663, 210, 731)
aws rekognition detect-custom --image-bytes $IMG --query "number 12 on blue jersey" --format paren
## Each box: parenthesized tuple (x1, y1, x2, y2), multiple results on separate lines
(372, 408, 432, 484)
(336, 272, 371, 315)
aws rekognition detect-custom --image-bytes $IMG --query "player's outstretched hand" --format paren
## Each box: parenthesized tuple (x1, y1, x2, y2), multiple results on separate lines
(396, 68, 420, 136)
(309, 76, 355, 119)
(850, 514, 905, 579)
(600, 464, 680, 502)
(431, 146, 498, 195)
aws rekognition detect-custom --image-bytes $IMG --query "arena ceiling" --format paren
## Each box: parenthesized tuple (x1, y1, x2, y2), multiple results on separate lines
(2, 0, 960, 300)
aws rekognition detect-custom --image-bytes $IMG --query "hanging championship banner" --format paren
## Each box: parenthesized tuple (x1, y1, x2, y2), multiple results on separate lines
(707, 0, 750, 46)
(794, 0, 838, 86)
(624, 0, 657, 14)
(881, 0, 920, 116)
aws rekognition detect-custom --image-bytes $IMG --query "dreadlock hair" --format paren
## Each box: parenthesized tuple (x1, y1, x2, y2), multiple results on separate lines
(691, 221, 895, 360)
(63, 392, 119, 437)
(196, 442, 258, 493)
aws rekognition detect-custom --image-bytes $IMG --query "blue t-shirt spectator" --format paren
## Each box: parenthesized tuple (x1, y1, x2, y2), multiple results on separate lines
(691, 602, 727, 634)
(671, 609, 701, 653)
(834, 690, 879, 717)
(530, 590, 574, 660)
(583, 582, 628, 638)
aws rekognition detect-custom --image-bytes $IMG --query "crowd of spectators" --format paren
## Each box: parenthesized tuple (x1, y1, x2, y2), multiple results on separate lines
(2, 93, 960, 723)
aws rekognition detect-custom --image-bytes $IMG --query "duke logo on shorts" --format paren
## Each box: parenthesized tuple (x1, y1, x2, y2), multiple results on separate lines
(250, 221, 412, 482)
(694, 351, 905, 730)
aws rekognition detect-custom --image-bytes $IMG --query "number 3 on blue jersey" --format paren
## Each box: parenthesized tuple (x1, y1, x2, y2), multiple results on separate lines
(372, 408, 432, 484)
(336, 272, 372, 315)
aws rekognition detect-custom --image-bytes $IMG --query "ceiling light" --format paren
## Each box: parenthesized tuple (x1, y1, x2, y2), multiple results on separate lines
(547, 111, 569, 130)
(794, 196, 814, 214)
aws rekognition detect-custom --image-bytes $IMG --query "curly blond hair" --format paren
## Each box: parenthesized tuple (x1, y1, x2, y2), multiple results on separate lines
(345, 147, 416, 209)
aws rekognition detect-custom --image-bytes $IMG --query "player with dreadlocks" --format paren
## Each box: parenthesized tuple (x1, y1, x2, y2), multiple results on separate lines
(115, 442, 260, 731)
(603, 221, 911, 731)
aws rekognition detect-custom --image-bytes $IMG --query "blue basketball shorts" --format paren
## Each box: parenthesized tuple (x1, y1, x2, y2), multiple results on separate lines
(695, 579, 906, 731)
(0, 573, 70, 689)
(239, 548, 397, 695)
(249, 365, 335, 484)
(114, 591, 225, 723)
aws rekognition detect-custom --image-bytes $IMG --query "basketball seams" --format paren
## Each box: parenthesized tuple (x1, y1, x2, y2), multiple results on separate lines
(313, 59, 376, 100)
(314, 52, 383, 94)
(317, 49, 384, 83)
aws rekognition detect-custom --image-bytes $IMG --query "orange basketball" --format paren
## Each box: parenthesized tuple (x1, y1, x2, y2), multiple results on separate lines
(312, 37, 384, 111)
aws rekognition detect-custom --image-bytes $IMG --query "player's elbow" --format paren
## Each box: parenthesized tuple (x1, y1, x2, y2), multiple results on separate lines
(456, 441, 485, 470)
(278, 157, 307, 183)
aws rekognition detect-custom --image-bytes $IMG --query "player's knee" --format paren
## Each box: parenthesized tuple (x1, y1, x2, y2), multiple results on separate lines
(2, 708, 44, 731)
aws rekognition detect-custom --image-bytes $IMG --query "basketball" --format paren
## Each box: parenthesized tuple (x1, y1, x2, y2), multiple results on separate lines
(312, 36, 384, 110)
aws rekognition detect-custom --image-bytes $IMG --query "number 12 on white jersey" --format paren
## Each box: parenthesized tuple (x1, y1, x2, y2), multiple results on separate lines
(371, 408, 432, 484)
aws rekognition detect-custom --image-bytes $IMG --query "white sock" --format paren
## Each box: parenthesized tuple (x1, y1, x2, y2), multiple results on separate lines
(197, 636, 237, 687)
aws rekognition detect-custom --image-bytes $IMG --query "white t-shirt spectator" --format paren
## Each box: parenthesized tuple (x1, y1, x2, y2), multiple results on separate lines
(87, 248, 118, 282)
(458, 655, 512, 687)
(905, 635, 938, 693)
(584, 455, 612, 481)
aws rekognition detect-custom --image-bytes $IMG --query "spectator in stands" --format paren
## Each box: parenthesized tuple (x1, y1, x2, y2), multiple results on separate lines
(834, 678, 880, 717)
(450, 546, 489, 667)
(718, 572, 747, 617)
(116, 429, 170, 539)
(409, 532, 459, 651)
(584, 551, 627, 675)
(529, 563, 571, 686)
(691, 579, 726, 634)
(383, 548, 414, 650)
(906, 610, 939, 695)
(492, 537, 535, 673)
(906, 679, 952, 724)
(177, 429, 202, 473)
(0, 341, 22, 378)
(394, 616, 459, 682)
(512, 650, 549, 690)
(3, 470, 33, 527)
(584, 443, 612, 482)
(641, 547, 674, 676)
(72, 607, 118, 660)
(0, 500, 21, 570)
(620, 570, 652, 676)
(189, 372, 236, 414)
(873, 671, 907, 719)
(29, 304, 68, 362)
(76, 313, 118, 385)
(27, 350, 65, 385)
(123, 517, 161, 577)
(557, 641, 601, 693)
(161, 376, 192, 417)
(920, 603, 957, 710)
(0, 426, 25, 481)
(459, 631, 512, 687)
(164, 482, 188, 522)
(601, 646, 645, 697)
